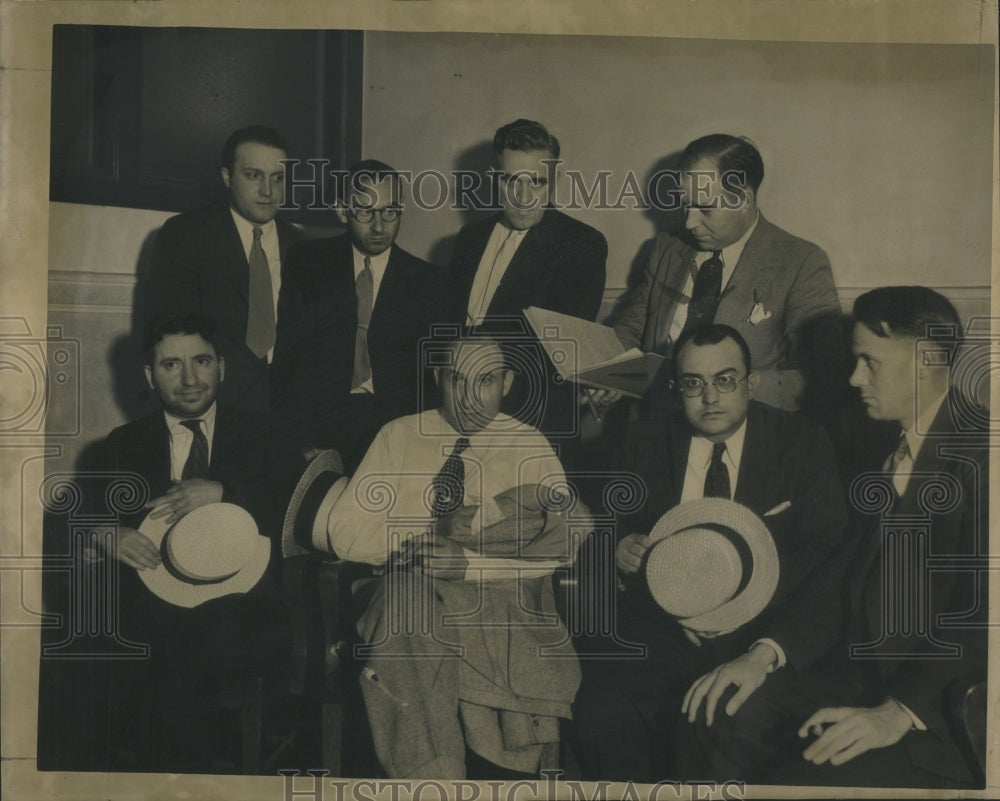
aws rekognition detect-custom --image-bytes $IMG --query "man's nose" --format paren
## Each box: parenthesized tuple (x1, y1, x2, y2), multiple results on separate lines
(370, 213, 385, 233)
(259, 176, 273, 197)
(180, 362, 197, 385)
(848, 361, 864, 387)
(701, 382, 720, 404)
(514, 179, 533, 207)
(684, 208, 700, 230)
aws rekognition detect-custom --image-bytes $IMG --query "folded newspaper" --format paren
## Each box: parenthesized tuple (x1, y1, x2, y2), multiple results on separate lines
(524, 306, 665, 398)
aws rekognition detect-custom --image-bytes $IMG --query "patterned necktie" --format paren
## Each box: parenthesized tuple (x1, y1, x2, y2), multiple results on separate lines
(684, 251, 724, 334)
(431, 437, 471, 519)
(245, 225, 276, 358)
(180, 420, 209, 480)
(703, 441, 731, 499)
(352, 256, 374, 389)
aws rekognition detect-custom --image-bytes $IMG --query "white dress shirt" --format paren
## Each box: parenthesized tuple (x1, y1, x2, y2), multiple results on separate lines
(230, 210, 282, 361)
(466, 223, 528, 325)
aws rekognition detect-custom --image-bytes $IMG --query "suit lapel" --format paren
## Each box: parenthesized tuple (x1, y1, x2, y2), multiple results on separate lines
(715, 214, 774, 328)
(486, 216, 547, 315)
(216, 204, 251, 307)
(148, 413, 173, 493)
(668, 414, 691, 507)
(732, 405, 767, 512)
(650, 236, 696, 350)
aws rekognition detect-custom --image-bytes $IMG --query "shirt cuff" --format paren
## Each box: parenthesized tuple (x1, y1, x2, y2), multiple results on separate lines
(751, 638, 786, 671)
(888, 697, 927, 731)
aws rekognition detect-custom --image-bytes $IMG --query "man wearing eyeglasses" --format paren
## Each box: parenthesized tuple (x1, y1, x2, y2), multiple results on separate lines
(571, 323, 847, 783)
(450, 118, 607, 441)
(271, 159, 454, 472)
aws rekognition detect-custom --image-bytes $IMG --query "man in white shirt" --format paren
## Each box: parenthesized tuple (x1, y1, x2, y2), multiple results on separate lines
(272, 160, 453, 472)
(147, 126, 304, 411)
(571, 323, 847, 782)
(328, 335, 586, 779)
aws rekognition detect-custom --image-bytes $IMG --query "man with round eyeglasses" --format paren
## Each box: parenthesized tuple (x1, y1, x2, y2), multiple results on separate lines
(271, 159, 455, 472)
(571, 323, 847, 783)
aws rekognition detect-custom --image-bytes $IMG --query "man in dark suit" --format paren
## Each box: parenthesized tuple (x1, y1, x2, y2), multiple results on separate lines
(82, 313, 301, 772)
(147, 125, 304, 411)
(451, 118, 607, 440)
(570, 324, 847, 783)
(685, 287, 988, 788)
(613, 134, 844, 423)
(271, 159, 454, 472)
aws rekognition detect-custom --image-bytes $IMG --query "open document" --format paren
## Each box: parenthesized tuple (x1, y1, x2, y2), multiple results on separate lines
(524, 307, 666, 398)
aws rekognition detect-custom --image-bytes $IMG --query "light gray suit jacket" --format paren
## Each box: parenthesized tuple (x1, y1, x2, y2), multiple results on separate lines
(614, 214, 841, 410)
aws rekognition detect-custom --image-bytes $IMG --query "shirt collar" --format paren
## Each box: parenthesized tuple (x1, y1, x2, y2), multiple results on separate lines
(229, 207, 276, 239)
(164, 401, 218, 435)
(353, 245, 391, 281)
(690, 415, 748, 470)
(904, 389, 948, 464)
(698, 210, 759, 269)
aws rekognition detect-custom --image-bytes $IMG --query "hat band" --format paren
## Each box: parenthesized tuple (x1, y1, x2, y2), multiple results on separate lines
(674, 521, 755, 597)
(294, 471, 343, 550)
(159, 537, 240, 586)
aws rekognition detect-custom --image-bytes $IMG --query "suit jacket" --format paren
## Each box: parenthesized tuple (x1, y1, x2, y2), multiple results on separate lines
(146, 199, 305, 411)
(614, 215, 843, 413)
(451, 209, 608, 437)
(616, 401, 847, 670)
(839, 390, 988, 782)
(270, 233, 455, 465)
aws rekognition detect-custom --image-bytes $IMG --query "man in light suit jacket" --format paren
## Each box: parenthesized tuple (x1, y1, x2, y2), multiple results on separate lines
(451, 118, 607, 441)
(271, 160, 455, 472)
(147, 126, 304, 411)
(614, 134, 844, 423)
(685, 287, 988, 789)
(571, 324, 847, 783)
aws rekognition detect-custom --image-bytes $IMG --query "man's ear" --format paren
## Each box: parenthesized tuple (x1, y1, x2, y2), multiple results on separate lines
(220, 167, 231, 189)
(144, 365, 154, 391)
(335, 202, 349, 226)
(500, 369, 514, 398)
(746, 371, 760, 399)
(218, 356, 225, 384)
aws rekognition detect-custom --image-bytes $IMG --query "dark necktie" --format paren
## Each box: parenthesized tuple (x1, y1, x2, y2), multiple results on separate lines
(352, 256, 374, 389)
(684, 250, 724, 334)
(883, 432, 911, 497)
(245, 225, 276, 358)
(703, 441, 731, 499)
(180, 420, 210, 480)
(431, 437, 471, 519)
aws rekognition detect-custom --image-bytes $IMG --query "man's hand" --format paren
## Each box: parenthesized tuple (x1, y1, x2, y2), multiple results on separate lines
(432, 505, 478, 542)
(681, 643, 776, 726)
(616, 533, 652, 574)
(113, 527, 161, 570)
(798, 700, 912, 766)
(146, 479, 224, 524)
(399, 533, 470, 581)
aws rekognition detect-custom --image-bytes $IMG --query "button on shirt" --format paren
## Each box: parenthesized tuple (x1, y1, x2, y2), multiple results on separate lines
(668, 213, 760, 344)
(164, 403, 217, 481)
(351, 246, 391, 395)
(231, 211, 282, 361)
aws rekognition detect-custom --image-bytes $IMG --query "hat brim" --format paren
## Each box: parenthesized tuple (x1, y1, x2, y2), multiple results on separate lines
(281, 450, 346, 557)
(646, 498, 778, 635)
(138, 503, 270, 608)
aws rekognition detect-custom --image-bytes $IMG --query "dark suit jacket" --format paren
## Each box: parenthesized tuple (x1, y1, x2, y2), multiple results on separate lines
(838, 391, 988, 782)
(450, 209, 608, 437)
(617, 401, 847, 670)
(270, 233, 455, 466)
(146, 199, 305, 411)
(614, 215, 843, 414)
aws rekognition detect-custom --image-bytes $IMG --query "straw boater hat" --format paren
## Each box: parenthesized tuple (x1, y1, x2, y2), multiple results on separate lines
(645, 498, 779, 636)
(137, 503, 271, 608)
(281, 450, 348, 557)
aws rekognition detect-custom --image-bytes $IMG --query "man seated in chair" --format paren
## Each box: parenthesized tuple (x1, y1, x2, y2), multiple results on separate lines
(327, 333, 586, 779)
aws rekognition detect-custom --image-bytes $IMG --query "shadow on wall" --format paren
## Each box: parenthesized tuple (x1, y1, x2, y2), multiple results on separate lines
(428, 138, 498, 269)
(603, 150, 685, 327)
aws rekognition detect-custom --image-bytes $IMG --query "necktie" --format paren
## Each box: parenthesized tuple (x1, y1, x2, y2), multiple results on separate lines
(884, 432, 912, 496)
(684, 251, 724, 334)
(703, 441, 731, 499)
(352, 256, 374, 389)
(180, 420, 209, 480)
(245, 225, 276, 358)
(431, 437, 471, 519)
